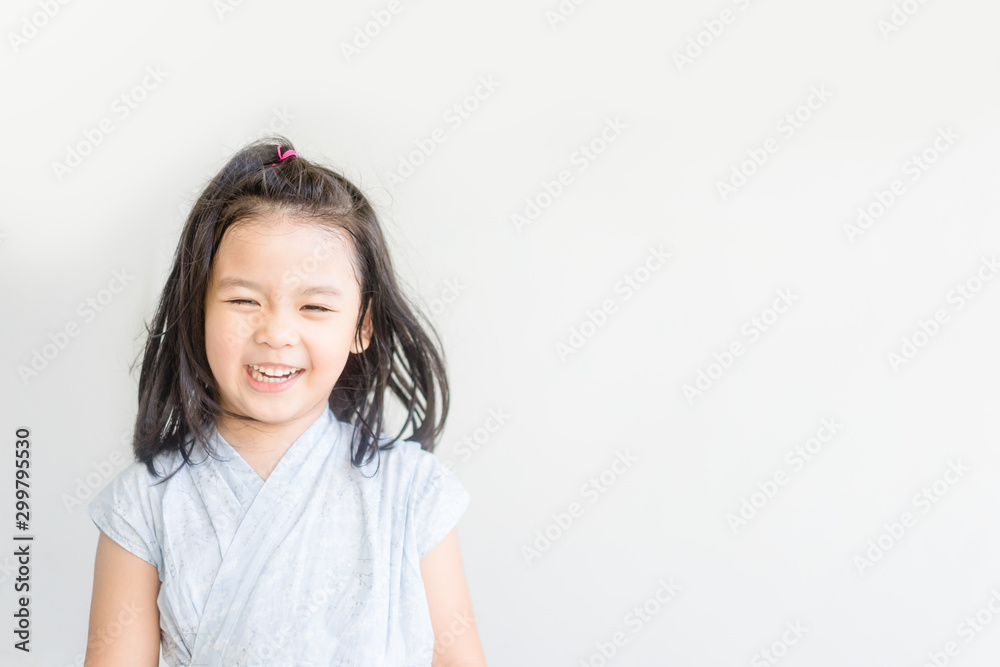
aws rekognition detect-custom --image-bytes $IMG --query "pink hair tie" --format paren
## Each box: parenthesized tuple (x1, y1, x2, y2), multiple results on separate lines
(267, 145, 297, 165)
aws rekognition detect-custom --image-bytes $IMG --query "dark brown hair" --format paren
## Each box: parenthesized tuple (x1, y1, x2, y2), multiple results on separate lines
(130, 136, 448, 481)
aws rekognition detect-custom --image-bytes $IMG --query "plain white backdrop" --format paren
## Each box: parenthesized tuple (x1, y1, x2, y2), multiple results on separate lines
(2, 0, 1000, 665)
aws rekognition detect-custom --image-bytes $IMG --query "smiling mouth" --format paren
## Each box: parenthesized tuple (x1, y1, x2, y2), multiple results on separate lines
(246, 364, 304, 383)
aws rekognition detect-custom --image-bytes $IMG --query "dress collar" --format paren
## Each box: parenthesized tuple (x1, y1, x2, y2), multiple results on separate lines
(207, 405, 338, 501)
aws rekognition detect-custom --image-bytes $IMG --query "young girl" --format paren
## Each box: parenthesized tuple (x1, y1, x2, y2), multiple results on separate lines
(84, 138, 487, 666)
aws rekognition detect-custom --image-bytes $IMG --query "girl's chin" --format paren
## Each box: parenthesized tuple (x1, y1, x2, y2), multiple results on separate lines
(221, 403, 309, 425)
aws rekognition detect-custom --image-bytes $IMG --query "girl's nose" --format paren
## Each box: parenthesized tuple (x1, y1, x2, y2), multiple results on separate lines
(253, 309, 299, 348)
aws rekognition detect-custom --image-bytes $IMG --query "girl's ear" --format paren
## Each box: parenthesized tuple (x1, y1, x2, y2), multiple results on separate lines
(353, 298, 374, 354)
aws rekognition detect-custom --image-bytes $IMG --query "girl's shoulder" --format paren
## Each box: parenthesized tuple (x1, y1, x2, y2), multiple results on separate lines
(368, 437, 471, 560)
(86, 453, 183, 572)
(92, 446, 191, 510)
(354, 434, 469, 515)
(351, 433, 451, 483)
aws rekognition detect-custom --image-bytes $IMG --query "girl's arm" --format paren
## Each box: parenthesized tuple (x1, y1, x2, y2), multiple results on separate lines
(84, 531, 161, 667)
(420, 528, 488, 667)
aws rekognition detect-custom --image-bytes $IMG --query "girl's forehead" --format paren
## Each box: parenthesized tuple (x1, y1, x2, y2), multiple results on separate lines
(219, 218, 354, 263)
(225, 215, 347, 247)
(210, 216, 360, 292)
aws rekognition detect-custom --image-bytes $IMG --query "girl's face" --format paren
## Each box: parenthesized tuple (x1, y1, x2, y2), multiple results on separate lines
(203, 214, 371, 430)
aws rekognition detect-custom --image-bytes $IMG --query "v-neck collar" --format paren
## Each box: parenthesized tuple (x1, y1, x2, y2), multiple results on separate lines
(207, 406, 336, 507)
(187, 405, 345, 663)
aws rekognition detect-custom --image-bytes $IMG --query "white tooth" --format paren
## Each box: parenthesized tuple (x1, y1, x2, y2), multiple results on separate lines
(249, 365, 300, 382)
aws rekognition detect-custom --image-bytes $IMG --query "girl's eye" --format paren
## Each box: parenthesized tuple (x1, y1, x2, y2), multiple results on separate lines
(227, 300, 330, 312)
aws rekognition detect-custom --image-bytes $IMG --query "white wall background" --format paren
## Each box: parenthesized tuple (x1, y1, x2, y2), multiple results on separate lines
(2, 0, 1000, 665)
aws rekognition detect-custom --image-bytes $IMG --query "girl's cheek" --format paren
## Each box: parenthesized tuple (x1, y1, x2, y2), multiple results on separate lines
(220, 313, 258, 349)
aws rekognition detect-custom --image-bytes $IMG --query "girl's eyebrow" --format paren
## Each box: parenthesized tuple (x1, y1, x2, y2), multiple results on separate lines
(300, 285, 343, 298)
(215, 277, 343, 298)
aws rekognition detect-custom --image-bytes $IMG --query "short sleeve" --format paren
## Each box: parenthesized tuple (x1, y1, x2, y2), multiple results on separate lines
(86, 462, 163, 572)
(408, 448, 471, 559)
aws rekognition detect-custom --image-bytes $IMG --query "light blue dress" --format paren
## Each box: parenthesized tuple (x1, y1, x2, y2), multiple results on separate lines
(87, 406, 471, 666)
